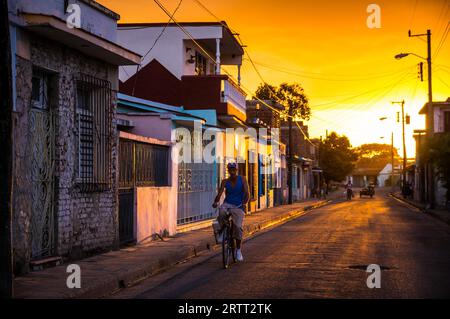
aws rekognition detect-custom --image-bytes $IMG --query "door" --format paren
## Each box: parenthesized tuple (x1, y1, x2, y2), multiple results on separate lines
(119, 189, 135, 245)
(29, 71, 56, 259)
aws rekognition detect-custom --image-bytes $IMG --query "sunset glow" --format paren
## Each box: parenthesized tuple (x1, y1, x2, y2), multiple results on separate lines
(98, 0, 450, 157)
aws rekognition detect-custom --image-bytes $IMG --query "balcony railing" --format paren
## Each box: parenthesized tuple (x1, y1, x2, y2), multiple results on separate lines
(221, 77, 246, 115)
(181, 75, 246, 117)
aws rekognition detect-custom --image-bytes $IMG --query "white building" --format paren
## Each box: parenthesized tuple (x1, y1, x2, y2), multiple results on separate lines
(117, 22, 246, 122)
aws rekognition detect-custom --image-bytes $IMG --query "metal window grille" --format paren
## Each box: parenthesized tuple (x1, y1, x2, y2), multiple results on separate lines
(119, 139, 170, 188)
(75, 74, 112, 192)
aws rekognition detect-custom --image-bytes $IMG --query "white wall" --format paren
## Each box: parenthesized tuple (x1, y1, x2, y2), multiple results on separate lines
(117, 25, 223, 82)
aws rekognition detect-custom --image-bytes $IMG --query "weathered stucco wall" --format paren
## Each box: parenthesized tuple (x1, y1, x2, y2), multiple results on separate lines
(136, 187, 177, 242)
(12, 32, 119, 274)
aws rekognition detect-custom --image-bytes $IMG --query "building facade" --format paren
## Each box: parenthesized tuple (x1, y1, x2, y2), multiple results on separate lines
(9, 0, 140, 274)
(415, 98, 450, 208)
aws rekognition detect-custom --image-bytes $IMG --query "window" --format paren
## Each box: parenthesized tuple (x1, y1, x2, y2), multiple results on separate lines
(75, 74, 112, 191)
(444, 111, 450, 133)
(195, 51, 207, 75)
(119, 139, 170, 188)
(31, 70, 49, 109)
(135, 142, 170, 187)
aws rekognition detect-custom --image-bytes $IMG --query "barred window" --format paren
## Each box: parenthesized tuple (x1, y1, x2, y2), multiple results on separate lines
(75, 74, 112, 192)
(119, 139, 170, 188)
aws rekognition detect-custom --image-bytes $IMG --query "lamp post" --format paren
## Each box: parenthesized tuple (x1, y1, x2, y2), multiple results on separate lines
(380, 117, 395, 191)
(395, 29, 434, 207)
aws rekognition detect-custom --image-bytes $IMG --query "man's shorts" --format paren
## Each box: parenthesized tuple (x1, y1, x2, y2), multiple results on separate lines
(218, 202, 245, 241)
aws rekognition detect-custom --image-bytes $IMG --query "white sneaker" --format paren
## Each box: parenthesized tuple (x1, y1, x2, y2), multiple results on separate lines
(236, 249, 244, 262)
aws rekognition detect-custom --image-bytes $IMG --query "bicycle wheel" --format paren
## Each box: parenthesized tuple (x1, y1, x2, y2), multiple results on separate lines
(222, 226, 231, 269)
(231, 238, 236, 264)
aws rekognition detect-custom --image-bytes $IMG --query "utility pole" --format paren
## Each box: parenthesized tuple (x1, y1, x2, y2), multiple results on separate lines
(408, 29, 434, 207)
(0, 0, 14, 298)
(287, 105, 293, 204)
(391, 132, 394, 192)
(392, 100, 407, 196)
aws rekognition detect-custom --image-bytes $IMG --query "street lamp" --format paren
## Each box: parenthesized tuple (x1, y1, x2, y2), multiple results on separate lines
(395, 29, 434, 207)
(394, 52, 426, 60)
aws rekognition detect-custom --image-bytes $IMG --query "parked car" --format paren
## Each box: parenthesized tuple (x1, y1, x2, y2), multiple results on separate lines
(360, 185, 375, 198)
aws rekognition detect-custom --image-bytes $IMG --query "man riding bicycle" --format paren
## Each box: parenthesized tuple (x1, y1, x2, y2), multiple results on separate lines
(212, 162, 250, 262)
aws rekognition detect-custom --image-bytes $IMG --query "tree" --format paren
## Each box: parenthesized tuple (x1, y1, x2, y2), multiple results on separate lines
(354, 143, 400, 170)
(255, 82, 311, 203)
(421, 134, 450, 204)
(254, 83, 278, 102)
(319, 132, 358, 183)
(254, 82, 311, 120)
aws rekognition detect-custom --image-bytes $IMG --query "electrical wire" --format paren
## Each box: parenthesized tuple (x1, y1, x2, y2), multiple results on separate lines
(246, 59, 416, 82)
(152, 0, 422, 140)
(434, 21, 450, 60)
(131, 0, 183, 96)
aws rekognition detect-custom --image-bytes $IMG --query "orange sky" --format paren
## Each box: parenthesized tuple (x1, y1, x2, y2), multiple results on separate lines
(99, 0, 450, 157)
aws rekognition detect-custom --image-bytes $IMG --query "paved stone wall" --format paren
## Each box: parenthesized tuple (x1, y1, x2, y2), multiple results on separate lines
(12, 33, 119, 275)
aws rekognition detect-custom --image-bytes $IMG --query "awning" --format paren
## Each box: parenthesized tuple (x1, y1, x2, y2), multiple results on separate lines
(21, 13, 141, 66)
(218, 115, 248, 129)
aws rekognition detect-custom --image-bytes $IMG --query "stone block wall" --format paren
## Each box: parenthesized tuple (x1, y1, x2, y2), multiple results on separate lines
(12, 33, 119, 274)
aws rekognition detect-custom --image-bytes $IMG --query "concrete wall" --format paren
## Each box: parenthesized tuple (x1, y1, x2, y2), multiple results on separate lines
(8, 0, 118, 42)
(119, 126, 178, 242)
(118, 114, 173, 141)
(135, 187, 177, 242)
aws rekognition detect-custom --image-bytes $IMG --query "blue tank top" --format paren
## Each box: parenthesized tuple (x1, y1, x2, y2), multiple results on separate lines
(224, 176, 244, 208)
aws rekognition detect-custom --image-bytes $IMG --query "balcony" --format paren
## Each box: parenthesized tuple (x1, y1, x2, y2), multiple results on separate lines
(181, 75, 247, 122)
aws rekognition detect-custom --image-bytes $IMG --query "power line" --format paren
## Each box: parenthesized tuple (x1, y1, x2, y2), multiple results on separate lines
(131, 0, 183, 96)
(308, 71, 415, 111)
(187, 0, 414, 130)
(294, 120, 316, 147)
(436, 74, 450, 88)
(247, 59, 416, 82)
(153, 0, 420, 141)
(142, 0, 183, 61)
(434, 21, 450, 59)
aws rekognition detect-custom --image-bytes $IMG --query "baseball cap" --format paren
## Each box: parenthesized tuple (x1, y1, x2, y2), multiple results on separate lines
(227, 162, 237, 169)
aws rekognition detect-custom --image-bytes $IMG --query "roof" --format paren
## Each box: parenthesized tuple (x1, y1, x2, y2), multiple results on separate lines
(80, 0, 120, 20)
(118, 93, 207, 123)
(118, 21, 227, 28)
(246, 99, 284, 111)
(21, 13, 141, 65)
(118, 21, 244, 55)
(419, 97, 450, 114)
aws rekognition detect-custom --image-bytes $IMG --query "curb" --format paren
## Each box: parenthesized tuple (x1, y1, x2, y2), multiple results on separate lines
(59, 199, 332, 298)
(389, 193, 450, 226)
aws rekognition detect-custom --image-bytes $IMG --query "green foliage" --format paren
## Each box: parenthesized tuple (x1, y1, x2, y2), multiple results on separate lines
(319, 132, 358, 183)
(354, 143, 400, 170)
(254, 82, 311, 121)
(421, 133, 450, 201)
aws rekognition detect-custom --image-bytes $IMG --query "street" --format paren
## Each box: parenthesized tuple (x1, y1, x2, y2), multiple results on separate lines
(113, 190, 450, 299)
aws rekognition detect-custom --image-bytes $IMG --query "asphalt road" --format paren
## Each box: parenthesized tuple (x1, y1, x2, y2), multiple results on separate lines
(113, 191, 450, 298)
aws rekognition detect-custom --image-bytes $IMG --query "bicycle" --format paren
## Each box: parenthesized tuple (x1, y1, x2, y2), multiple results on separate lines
(214, 208, 237, 269)
(346, 188, 353, 200)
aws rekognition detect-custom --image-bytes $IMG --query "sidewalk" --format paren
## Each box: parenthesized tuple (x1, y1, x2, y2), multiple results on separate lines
(14, 194, 342, 299)
(390, 192, 450, 225)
